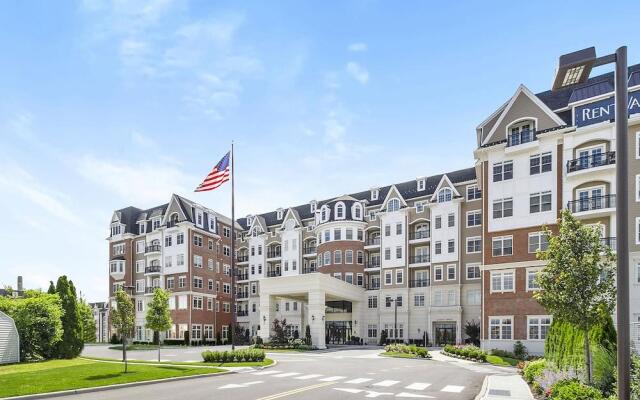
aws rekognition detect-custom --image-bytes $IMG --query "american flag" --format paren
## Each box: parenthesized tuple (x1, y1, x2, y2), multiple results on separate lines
(195, 152, 230, 192)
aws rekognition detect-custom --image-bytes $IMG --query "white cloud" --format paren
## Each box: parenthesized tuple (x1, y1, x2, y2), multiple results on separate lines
(348, 42, 367, 52)
(346, 61, 369, 84)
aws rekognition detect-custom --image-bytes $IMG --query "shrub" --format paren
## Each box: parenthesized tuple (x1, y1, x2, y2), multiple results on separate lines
(513, 341, 528, 360)
(548, 379, 603, 400)
(110, 333, 121, 344)
(384, 344, 430, 358)
(522, 359, 547, 384)
(443, 345, 487, 362)
(202, 349, 266, 363)
(379, 330, 388, 346)
(183, 331, 190, 346)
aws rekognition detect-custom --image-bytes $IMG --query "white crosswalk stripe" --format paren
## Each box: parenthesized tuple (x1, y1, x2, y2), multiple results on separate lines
(345, 378, 373, 384)
(395, 392, 435, 398)
(441, 385, 465, 393)
(405, 382, 431, 391)
(252, 370, 282, 375)
(295, 374, 323, 380)
(319, 376, 346, 382)
(273, 372, 301, 378)
(373, 380, 400, 387)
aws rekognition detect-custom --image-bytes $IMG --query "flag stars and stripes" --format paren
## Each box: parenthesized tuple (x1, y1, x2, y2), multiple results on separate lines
(195, 151, 230, 192)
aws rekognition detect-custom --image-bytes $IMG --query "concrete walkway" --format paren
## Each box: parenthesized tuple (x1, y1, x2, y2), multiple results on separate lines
(480, 374, 534, 400)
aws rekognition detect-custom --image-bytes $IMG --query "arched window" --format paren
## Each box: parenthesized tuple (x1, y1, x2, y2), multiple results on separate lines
(437, 188, 452, 203)
(170, 213, 179, 224)
(353, 203, 362, 220)
(335, 202, 345, 219)
(285, 219, 295, 230)
(321, 206, 329, 222)
(387, 198, 400, 212)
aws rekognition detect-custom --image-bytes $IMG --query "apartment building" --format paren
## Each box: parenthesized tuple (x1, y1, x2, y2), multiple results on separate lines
(108, 194, 235, 343)
(89, 302, 109, 343)
(475, 65, 640, 354)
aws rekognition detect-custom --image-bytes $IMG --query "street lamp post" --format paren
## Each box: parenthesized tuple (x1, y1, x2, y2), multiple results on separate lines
(389, 297, 398, 343)
(552, 46, 629, 400)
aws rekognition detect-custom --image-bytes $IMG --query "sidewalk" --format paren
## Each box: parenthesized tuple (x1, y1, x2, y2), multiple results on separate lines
(478, 374, 534, 400)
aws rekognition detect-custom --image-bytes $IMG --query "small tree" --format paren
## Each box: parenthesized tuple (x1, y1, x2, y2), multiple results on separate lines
(145, 288, 172, 362)
(305, 325, 312, 345)
(111, 289, 135, 372)
(379, 329, 388, 346)
(464, 320, 480, 346)
(534, 209, 616, 384)
(55, 276, 84, 358)
(78, 299, 97, 343)
(271, 318, 288, 344)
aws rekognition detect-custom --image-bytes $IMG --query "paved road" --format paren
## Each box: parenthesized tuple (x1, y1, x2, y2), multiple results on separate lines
(75, 346, 506, 400)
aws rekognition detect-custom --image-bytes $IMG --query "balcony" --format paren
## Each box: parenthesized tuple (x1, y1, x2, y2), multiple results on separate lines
(410, 279, 430, 288)
(409, 255, 430, 265)
(166, 220, 183, 228)
(237, 310, 249, 317)
(409, 231, 430, 241)
(267, 249, 281, 259)
(144, 287, 160, 294)
(506, 129, 536, 147)
(236, 291, 249, 299)
(145, 265, 161, 274)
(145, 245, 161, 254)
(365, 261, 380, 271)
(302, 266, 317, 274)
(567, 152, 615, 174)
(236, 273, 249, 281)
(601, 237, 617, 252)
(236, 255, 249, 263)
(365, 237, 381, 248)
(303, 246, 317, 256)
(567, 195, 616, 214)
(266, 270, 281, 278)
(366, 283, 380, 291)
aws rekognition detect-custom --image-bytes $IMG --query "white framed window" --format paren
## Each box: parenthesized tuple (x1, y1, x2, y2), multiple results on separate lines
(467, 289, 481, 305)
(530, 152, 552, 175)
(493, 198, 513, 219)
(193, 296, 203, 310)
(385, 271, 392, 285)
(396, 246, 402, 259)
(387, 198, 401, 212)
(636, 217, 640, 245)
(353, 203, 362, 220)
(136, 240, 145, 254)
(323, 251, 331, 265)
(466, 263, 481, 280)
(526, 268, 542, 291)
(334, 250, 342, 264)
(112, 243, 125, 256)
(417, 178, 425, 191)
(335, 202, 345, 219)
(345, 273, 353, 284)
(396, 269, 403, 284)
(415, 201, 425, 213)
(176, 233, 184, 245)
(437, 188, 453, 203)
(467, 184, 481, 201)
(435, 241, 442, 254)
(528, 232, 549, 253)
(414, 294, 425, 307)
(368, 324, 378, 338)
(136, 260, 145, 273)
(466, 237, 481, 254)
(434, 265, 443, 281)
(447, 239, 455, 253)
(490, 270, 515, 293)
(435, 216, 441, 229)
(368, 296, 378, 308)
(492, 236, 513, 256)
(447, 213, 455, 227)
(467, 210, 481, 227)
(345, 250, 353, 264)
(447, 264, 456, 280)
(530, 191, 552, 213)
(489, 316, 513, 340)
(193, 255, 203, 269)
(135, 279, 145, 293)
(493, 161, 513, 182)
(527, 316, 552, 340)
(371, 188, 379, 201)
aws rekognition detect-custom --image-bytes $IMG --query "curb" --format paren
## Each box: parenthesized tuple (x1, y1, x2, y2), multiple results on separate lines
(474, 375, 490, 400)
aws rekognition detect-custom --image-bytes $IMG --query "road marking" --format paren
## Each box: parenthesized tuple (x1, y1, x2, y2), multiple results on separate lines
(219, 381, 263, 389)
(274, 372, 301, 378)
(441, 385, 465, 393)
(295, 374, 323, 380)
(373, 380, 400, 387)
(319, 376, 346, 381)
(395, 392, 435, 398)
(335, 388, 364, 394)
(364, 390, 394, 398)
(253, 370, 282, 375)
(346, 378, 373, 384)
(405, 383, 431, 390)
(256, 382, 335, 400)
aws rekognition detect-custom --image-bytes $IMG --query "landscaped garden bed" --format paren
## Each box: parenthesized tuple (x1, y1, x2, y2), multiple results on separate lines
(442, 344, 487, 363)
(381, 344, 430, 359)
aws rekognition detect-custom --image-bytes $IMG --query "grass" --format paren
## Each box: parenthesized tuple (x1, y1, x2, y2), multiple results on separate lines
(82, 356, 274, 368)
(380, 352, 430, 359)
(0, 359, 224, 398)
(486, 354, 520, 366)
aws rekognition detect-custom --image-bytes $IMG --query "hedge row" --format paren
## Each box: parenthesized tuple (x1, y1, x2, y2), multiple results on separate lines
(384, 344, 430, 358)
(443, 345, 487, 362)
(201, 348, 265, 363)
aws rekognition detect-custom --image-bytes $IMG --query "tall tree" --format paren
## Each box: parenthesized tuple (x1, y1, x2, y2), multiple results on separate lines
(112, 289, 135, 372)
(78, 299, 97, 343)
(144, 288, 172, 362)
(55, 276, 84, 358)
(534, 209, 616, 384)
(47, 281, 56, 295)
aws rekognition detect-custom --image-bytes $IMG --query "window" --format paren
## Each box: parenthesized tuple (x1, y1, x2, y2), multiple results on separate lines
(435, 216, 442, 229)
(387, 198, 400, 212)
(193, 296, 203, 310)
(136, 240, 145, 254)
(357, 273, 363, 286)
(447, 239, 455, 253)
(385, 247, 391, 260)
(368, 324, 378, 338)
(178, 276, 186, 288)
(467, 184, 481, 200)
(527, 268, 542, 291)
(493, 161, 513, 182)
(528, 316, 552, 340)
(466, 237, 481, 253)
(166, 278, 174, 289)
(448, 213, 455, 227)
(492, 236, 513, 256)
(490, 270, 515, 292)
(345, 250, 353, 264)
(493, 198, 513, 218)
(223, 246, 231, 257)
(490, 317, 513, 340)
(193, 276, 203, 289)
(415, 201, 425, 213)
(208, 240, 214, 250)
(112, 243, 125, 256)
(357, 251, 364, 264)
(137, 300, 143, 312)
(437, 188, 452, 203)
(414, 294, 425, 307)
(165, 236, 172, 247)
(324, 230, 330, 242)
(334, 228, 341, 240)
(334, 250, 342, 264)
(223, 226, 230, 237)
(530, 152, 552, 175)
(136, 260, 145, 273)
(396, 223, 402, 235)
(135, 279, 145, 293)
(467, 211, 481, 227)
(335, 203, 345, 219)
(109, 260, 125, 273)
(193, 235, 203, 247)
(447, 265, 456, 280)
(193, 255, 203, 269)
(323, 251, 330, 265)
(435, 241, 442, 254)
(208, 279, 213, 291)
(385, 224, 391, 236)
(357, 229, 363, 241)
(396, 270, 403, 284)
(467, 289, 481, 305)
(385, 271, 392, 285)
(371, 188, 379, 201)
(138, 222, 146, 234)
(530, 192, 552, 213)
(466, 263, 481, 280)
(396, 246, 402, 259)
(346, 228, 353, 240)
(177, 254, 184, 266)
(434, 265, 443, 281)
(345, 273, 353, 284)
(528, 232, 549, 253)
(368, 296, 378, 308)
(353, 204, 362, 220)
(177, 233, 184, 245)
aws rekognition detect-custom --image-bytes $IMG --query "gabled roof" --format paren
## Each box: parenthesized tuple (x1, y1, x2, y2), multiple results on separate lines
(429, 174, 461, 202)
(379, 185, 407, 210)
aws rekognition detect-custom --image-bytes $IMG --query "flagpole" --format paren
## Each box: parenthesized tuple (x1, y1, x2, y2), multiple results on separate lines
(230, 141, 236, 351)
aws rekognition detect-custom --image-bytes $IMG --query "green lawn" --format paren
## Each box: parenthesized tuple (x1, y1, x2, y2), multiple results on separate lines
(486, 354, 520, 366)
(0, 359, 224, 398)
(82, 356, 274, 368)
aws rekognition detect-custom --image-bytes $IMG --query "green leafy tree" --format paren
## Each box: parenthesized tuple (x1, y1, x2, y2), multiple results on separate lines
(144, 288, 172, 362)
(78, 299, 96, 343)
(54, 276, 84, 358)
(0, 294, 63, 360)
(47, 281, 56, 295)
(464, 320, 480, 346)
(112, 289, 135, 372)
(534, 209, 616, 384)
(305, 325, 312, 345)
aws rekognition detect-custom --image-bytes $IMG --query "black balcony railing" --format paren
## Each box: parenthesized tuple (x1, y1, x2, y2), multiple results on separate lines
(236, 273, 249, 281)
(410, 279, 430, 288)
(365, 261, 380, 269)
(567, 194, 616, 213)
(145, 265, 161, 274)
(267, 250, 281, 258)
(409, 255, 430, 264)
(567, 151, 616, 173)
(507, 129, 536, 147)
(302, 266, 317, 274)
(166, 220, 183, 228)
(145, 245, 161, 253)
(366, 283, 381, 290)
(303, 246, 317, 254)
(366, 237, 381, 246)
(409, 231, 430, 240)
(266, 270, 281, 277)
(601, 237, 617, 251)
(236, 292, 249, 299)
(237, 310, 248, 317)
(236, 255, 248, 262)
(145, 287, 159, 294)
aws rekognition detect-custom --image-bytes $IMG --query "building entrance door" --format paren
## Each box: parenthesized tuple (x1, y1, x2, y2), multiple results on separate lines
(325, 321, 352, 344)
(434, 322, 456, 345)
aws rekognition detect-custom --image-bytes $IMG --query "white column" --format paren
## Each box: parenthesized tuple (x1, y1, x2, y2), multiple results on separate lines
(352, 300, 364, 341)
(259, 294, 275, 342)
(308, 290, 326, 349)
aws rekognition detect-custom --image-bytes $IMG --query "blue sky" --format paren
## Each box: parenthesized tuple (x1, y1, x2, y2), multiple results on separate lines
(1, 0, 639, 301)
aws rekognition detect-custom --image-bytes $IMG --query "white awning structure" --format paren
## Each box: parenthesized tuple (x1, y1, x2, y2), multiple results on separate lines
(0, 311, 19, 364)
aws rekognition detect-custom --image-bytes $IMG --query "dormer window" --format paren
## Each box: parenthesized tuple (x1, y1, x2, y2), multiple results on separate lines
(246, 215, 253, 226)
(276, 208, 283, 220)
(352, 203, 362, 220)
(335, 202, 345, 219)
(152, 218, 161, 231)
(507, 119, 536, 147)
(321, 206, 329, 222)
(417, 178, 426, 191)
(371, 188, 379, 201)
(437, 188, 453, 203)
(208, 215, 216, 233)
(195, 209, 203, 227)
(111, 223, 122, 236)
(138, 222, 146, 234)
(310, 200, 317, 213)
(387, 198, 400, 212)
